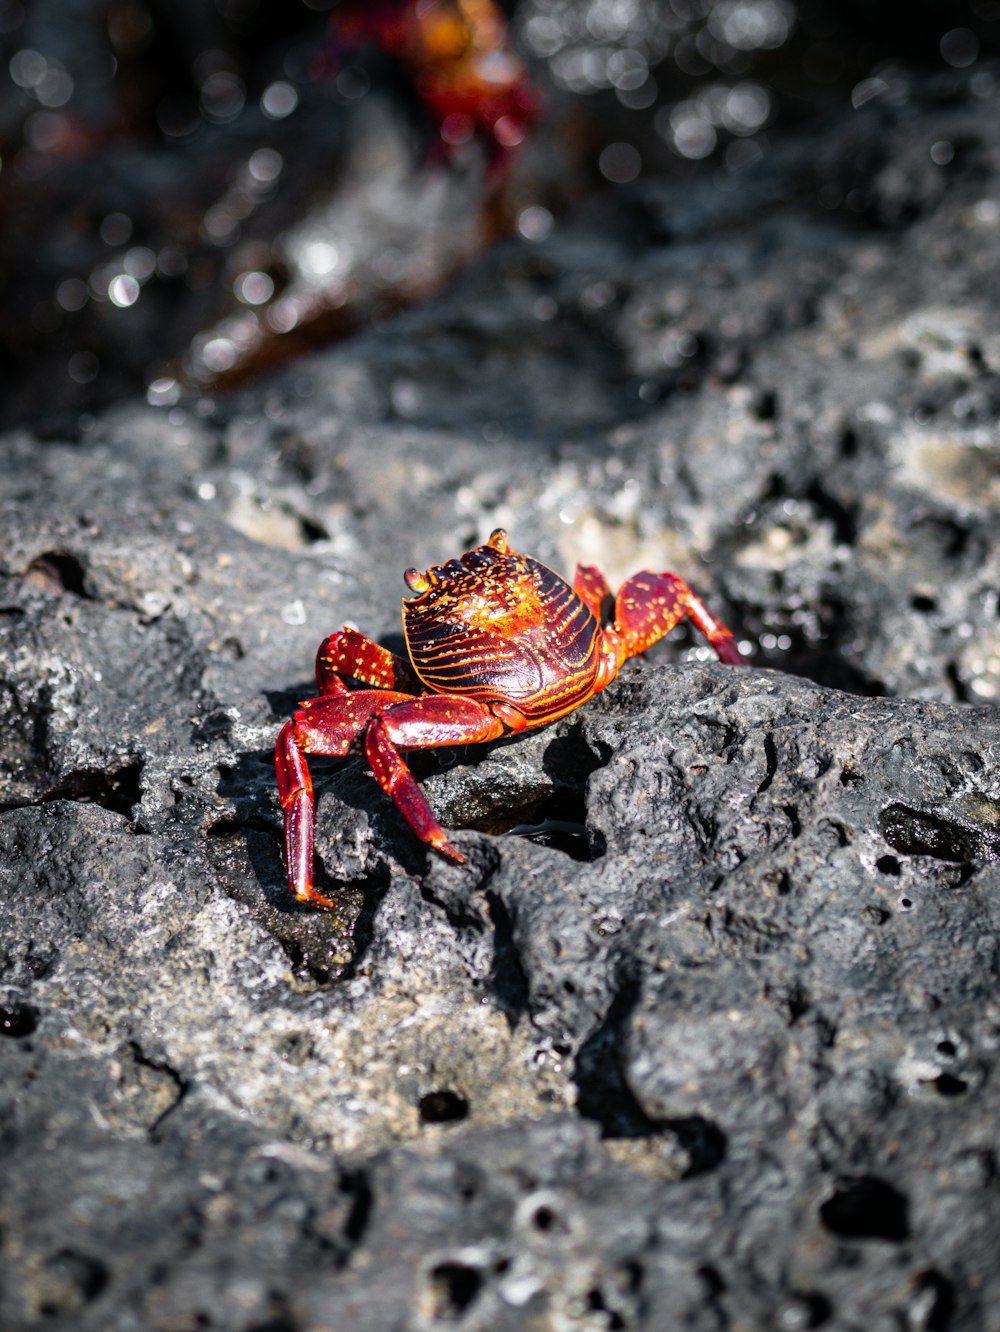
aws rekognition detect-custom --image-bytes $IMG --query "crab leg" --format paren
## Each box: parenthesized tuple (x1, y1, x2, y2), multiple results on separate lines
(611, 571, 743, 665)
(316, 627, 422, 695)
(573, 563, 614, 623)
(276, 689, 504, 899)
(276, 720, 329, 907)
(365, 695, 505, 863)
(276, 691, 413, 903)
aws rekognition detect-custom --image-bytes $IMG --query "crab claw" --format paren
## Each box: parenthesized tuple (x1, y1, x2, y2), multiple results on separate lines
(487, 528, 508, 553)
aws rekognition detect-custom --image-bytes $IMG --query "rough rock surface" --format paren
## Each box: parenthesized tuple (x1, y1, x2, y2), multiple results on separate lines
(1, 72, 999, 1331)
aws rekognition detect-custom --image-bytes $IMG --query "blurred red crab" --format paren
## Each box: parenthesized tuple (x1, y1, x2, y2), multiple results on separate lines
(324, 0, 540, 169)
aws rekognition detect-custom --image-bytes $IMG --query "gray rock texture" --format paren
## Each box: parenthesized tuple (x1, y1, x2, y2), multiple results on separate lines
(1, 71, 999, 1331)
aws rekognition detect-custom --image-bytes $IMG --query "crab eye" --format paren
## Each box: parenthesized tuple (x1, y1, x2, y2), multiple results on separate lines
(404, 568, 430, 593)
(487, 528, 508, 553)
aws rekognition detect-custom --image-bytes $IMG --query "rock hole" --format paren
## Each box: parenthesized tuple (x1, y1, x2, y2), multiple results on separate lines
(192, 708, 234, 743)
(785, 981, 811, 1024)
(757, 732, 778, 794)
(418, 1090, 469, 1124)
(910, 1269, 955, 1331)
(804, 480, 858, 545)
(754, 387, 778, 421)
(946, 662, 971, 704)
(502, 723, 610, 860)
(912, 515, 969, 559)
(218, 636, 245, 661)
(530, 1203, 567, 1234)
(298, 515, 329, 544)
(698, 1265, 726, 1298)
(875, 854, 901, 876)
(782, 803, 802, 838)
(505, 786, 601, 861)
(340, 1170, 373, 1244)
(424, 1262, 483, 1319)
(39, 1248, 108, 1314)
(818, 1175, 910, 1241)
(204, 814, 243, 839)
(880, 802, 1000, 862)
(839, 425, 858, 458)
(24, 551, 92, 598)
(936, 1039, 957, 1057)
(0, 1002, 38, 1038)
(586, 1287, 627, 1330)
(911, 593, 937, 613)
(32, 758, 144, 818)
(930, 1072, 968, 1097)
(780, 1291, 832, 1328)
(244, 1304, 297, 1332)
(663, 1116, 728, 1175)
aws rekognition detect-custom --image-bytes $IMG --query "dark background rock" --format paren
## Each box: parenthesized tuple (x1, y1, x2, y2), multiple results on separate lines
(1, 13, 1000, 1332)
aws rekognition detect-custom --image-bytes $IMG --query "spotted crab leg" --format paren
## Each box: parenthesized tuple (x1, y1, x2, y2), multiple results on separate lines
(365, 695, 505, 863)
(573, 563, 614, 623)
(276, 690, 413, 905)
(609, 570, 744, 665)
(316, 627, 422, 695)
(276, 689, 504, 901)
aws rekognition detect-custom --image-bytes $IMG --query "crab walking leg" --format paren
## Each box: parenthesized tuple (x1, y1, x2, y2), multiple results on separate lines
(275, 721, 333, 907)
(613, 571, 744, 666)
(364, 695, 506, 863)
(316, 627, 422, 695)
(276, 690, 414, 903)
(573, 563, 614, 624)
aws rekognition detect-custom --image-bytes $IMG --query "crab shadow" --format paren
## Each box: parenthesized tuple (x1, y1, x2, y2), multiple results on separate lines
(208, 737, 389, 982)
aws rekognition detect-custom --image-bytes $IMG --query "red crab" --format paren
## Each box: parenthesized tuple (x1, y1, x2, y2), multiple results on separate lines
(325, 0, 540, 170)
(276, 529, 744, 905)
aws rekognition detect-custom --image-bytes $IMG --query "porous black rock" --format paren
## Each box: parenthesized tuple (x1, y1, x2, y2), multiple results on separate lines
(1, 70, 999, 1331)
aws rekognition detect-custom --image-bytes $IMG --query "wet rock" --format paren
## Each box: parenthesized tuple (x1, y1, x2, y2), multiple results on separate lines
(1, 70, 999, 1332)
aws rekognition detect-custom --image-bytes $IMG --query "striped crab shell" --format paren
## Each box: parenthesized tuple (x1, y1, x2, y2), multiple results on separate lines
(402, 529, 602, 725)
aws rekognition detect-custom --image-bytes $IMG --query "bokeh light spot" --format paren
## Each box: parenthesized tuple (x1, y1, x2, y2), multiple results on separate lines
(665, 107, 717, 159)
(56, 278, 88, 312)
(248, 147, 283, 183)
(494, 115, 527, 149)
(441, 112, 474, 145)
(100, 212, 133, 246)
(108, 274, 140, 308)
(261, 80, 298, 119)
(68, 351, 99, 384)
(147, 377, 181, 407)
(235, 271, 275, 305)
(599, 141, 641, 183)
(35, 65, 73, 107)
(10, 48, 47, 88)
(200, 70, 245, 122)
(517, 205, 554, 241)
(299, 240, 340, 278)
(940, 28, 979, 68)
(123, 246, 156, 280)
(202, 338, 238, 373)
